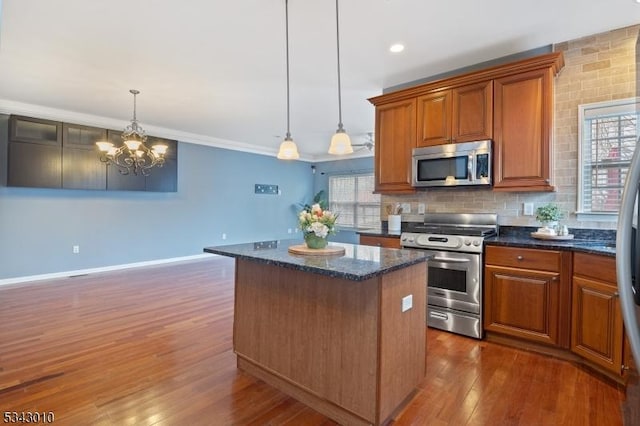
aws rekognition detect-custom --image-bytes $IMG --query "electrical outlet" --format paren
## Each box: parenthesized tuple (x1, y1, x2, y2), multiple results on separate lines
(401, 294, 413, 312)
(418, 203, 426, 214)
(401, 203, 411, 214)
(288, 228, 292, 234)
(222, 233, 227, 240)
(72, 245, 80, 254)
(523, 202, 534, 216)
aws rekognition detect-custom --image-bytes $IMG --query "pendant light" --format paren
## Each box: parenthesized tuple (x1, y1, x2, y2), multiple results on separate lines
(277, 0, 300, 160)
(328, 0, 353, 155)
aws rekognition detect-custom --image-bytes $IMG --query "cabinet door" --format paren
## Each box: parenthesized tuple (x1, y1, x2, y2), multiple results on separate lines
(484, 265, 561, 345)
(493, 68, 554, 191)
(145, 137, 178, 192)
(452, 81, 493, 143)
(571, 276, 623, 375)
(417, 90, 451, 147)
(7, 116, 62, 188)
(375, 99, 416, 194)
(359, 235, 401, 249)
(105, 130, 146, 191)
(62, 123, 107, 190)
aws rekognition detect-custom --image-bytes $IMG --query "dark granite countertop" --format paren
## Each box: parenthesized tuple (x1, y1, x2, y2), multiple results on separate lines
(486, 226, 616, 257)
(203, 239, 429, 282)
(357, 224, 617, 258)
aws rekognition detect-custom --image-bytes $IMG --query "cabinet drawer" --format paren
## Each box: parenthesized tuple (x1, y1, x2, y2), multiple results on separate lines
(360, 235, 401, 249)
(574, 252, 616, 284)
(485, 245, 561, 272)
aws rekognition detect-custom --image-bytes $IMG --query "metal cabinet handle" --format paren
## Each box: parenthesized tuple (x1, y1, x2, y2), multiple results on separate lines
(551, 276, 559, 281)
(517, 255, 524, 260)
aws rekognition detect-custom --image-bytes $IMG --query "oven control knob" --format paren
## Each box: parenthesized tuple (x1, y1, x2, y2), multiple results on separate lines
(464, 239, 471, 246)
(472, 240, 481, 247)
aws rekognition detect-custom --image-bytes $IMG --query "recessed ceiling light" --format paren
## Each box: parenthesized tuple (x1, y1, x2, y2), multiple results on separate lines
(389, 43, 405, 53)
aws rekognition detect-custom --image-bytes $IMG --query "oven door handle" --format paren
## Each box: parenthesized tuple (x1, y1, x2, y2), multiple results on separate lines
(431, 256, 470, 263)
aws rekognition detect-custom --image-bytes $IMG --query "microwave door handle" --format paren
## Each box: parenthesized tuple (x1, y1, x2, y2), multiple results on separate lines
(468, 154, 473, 181)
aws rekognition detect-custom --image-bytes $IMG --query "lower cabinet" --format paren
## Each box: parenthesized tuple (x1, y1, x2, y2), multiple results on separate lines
(484, 246, 571, 348)
(484, 246, 630, 383)
(359, 235, 401, 249)
(571, 252, 625, 376)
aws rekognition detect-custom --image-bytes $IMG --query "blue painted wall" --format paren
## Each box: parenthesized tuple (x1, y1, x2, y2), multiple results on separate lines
(0, 114, 314, 279)
(312, 156, 375, 244)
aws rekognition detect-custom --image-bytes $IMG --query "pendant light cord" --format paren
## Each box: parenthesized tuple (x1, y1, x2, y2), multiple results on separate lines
(335, 0, 344, 131)
(285, 0, 292, 139)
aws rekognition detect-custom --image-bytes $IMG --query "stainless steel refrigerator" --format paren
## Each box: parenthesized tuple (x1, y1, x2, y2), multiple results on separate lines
(617, 31, 640, 371)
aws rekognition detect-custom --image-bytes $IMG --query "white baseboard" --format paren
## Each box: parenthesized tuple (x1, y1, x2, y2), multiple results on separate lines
(0, 254, 217, 287)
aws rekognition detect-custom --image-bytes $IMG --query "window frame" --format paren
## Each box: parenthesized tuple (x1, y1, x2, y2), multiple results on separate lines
(577, 97, 639, 221)
(327, 172, 380, 230)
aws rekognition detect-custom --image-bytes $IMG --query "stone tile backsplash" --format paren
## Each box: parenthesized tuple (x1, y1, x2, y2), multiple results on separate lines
(382, 25, 638, 230)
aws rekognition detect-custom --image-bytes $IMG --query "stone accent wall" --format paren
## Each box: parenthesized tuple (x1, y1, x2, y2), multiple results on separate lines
(383, 25, 638, 229)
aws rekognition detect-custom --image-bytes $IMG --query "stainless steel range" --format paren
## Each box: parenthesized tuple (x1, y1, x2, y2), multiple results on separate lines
(401, 213, 498, 339)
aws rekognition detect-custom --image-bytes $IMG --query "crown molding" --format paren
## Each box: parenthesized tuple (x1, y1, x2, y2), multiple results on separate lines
(0, 99, 317, 162)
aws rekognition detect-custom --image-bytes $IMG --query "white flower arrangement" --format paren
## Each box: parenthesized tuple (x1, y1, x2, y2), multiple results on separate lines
(298, 203, 338, 238)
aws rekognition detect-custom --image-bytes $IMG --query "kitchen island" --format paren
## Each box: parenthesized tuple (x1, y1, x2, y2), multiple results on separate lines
(204, 240, 428, 426)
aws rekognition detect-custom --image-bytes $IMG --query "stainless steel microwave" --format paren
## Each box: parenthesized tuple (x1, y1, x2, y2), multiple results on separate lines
(412, 140, 492, 188)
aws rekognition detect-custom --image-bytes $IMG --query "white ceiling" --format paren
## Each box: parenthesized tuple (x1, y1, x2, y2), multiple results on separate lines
(0, 0, 639, 161)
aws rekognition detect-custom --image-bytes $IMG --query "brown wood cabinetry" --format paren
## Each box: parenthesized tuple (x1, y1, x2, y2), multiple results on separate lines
(572, 252, 625, 376)
(493, 68, 555, 191)
(8, 115, 62, 188)
(374, 99, 416, 194)
(369, 52, 563, 194)
(359, 235, 401, 249)
(484, 245, 571, 348)
(417, 81, 492, 147)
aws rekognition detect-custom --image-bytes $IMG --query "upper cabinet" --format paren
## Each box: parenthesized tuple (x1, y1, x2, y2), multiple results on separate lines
(8, 116, 62, 188)
(374, 98, 416, 194)
(417, 81, 493, 147)
(62, 123, 107, 190)
(493, 68, 555, 191)
(6, 115, 178, 192)
(369, 52, 564, 194)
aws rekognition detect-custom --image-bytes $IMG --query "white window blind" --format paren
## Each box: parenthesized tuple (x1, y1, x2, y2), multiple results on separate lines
(578, 98, 639, 216)
(328, 173, 380, 228)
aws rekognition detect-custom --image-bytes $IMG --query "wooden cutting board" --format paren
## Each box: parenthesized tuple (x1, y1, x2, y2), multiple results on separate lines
(288, 244, 346, 256)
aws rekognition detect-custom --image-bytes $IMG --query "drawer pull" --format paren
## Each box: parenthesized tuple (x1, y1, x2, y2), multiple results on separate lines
(517, 255, 524, 260)
(614, 291, 619, 298)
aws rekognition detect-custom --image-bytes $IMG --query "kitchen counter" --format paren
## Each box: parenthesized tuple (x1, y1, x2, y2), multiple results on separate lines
(358, 225, 617, 257)
(203, 239, 428, 425)
(203, 239, 427, 281)
(486, 226, 616, 257)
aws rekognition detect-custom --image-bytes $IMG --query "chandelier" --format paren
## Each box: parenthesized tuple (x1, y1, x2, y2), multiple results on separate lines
(96, 89, 168, 176)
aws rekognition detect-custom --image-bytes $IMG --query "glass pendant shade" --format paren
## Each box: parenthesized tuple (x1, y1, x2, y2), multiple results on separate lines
(277, 137, 300, 160)
(328, 130, 353, 155)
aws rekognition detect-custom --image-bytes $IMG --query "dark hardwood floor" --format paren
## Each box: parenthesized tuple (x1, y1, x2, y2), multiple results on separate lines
(0, 257, 631, 425)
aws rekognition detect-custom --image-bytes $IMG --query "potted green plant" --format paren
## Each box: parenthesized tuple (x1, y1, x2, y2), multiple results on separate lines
(535, 204, 563, 233)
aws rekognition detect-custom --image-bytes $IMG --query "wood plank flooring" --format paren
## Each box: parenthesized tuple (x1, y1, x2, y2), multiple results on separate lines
(0, 257, 631, 425)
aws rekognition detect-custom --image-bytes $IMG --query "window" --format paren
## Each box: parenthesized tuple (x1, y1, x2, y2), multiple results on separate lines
(328, 173, 380, 229)
(578, 98, 639, 218)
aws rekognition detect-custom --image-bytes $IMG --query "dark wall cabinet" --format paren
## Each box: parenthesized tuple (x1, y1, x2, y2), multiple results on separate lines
(8, 116, 62, 188)
(6, 115, 178, 192)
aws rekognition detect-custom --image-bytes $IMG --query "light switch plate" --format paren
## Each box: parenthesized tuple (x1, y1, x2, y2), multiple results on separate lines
(418, 203, 426, 214)
(402, 294, 413, 312)
(255, 184, 279, 195)
(401, 203, 411, 214)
